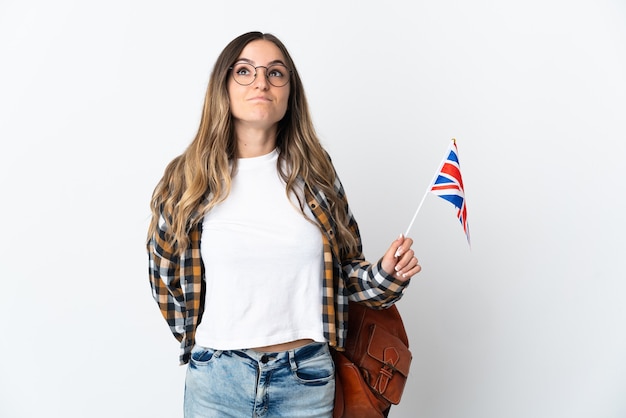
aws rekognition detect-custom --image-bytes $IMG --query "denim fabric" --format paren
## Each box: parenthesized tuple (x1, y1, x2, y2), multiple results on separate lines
(184, 341, 335, 418)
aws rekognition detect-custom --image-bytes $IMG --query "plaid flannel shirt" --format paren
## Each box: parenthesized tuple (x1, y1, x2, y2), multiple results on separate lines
(147, 174, 410, 365)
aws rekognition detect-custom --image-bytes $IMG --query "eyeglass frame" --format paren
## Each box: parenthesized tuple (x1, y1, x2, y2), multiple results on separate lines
(228, 62, 292, 87)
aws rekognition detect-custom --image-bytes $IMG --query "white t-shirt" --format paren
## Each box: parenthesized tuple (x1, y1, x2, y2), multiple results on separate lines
(194, 149, 325, 349)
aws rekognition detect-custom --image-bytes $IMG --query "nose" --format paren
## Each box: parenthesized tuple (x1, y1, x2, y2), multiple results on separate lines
(252, 67, 270, 89)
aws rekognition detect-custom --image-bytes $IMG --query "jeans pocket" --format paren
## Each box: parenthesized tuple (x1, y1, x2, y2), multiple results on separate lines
(189, 346, 218, 366)
(292, 345, 335, 385)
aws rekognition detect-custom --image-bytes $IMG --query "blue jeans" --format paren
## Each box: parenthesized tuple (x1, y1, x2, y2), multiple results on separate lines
(184, 341, 335, 418)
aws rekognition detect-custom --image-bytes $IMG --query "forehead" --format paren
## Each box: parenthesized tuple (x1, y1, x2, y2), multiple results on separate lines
(237, 39, 286, 64)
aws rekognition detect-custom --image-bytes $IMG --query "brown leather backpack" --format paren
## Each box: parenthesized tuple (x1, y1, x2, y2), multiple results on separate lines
(332, 301, 412, 418)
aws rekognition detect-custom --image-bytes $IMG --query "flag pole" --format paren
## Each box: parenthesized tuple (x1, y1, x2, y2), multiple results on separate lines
(404, 139, 456, 237)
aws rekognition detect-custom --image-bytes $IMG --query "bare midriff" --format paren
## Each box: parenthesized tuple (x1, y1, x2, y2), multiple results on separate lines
(252, 338, 315, 352)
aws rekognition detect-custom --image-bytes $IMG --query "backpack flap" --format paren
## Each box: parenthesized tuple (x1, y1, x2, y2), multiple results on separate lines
(362, 323, 412, 404)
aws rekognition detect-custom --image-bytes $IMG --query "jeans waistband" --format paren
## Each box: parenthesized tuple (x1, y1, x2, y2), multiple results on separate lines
(199, 341, 329, 367)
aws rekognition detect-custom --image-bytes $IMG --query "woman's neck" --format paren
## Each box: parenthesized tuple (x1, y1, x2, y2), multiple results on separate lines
(234, 125, 277, 158)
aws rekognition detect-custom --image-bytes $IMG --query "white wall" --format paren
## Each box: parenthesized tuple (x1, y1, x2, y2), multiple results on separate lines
(1, 1, 625, 417)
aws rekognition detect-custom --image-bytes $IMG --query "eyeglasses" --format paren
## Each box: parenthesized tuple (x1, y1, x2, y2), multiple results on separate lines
(229, 62, 291, 87)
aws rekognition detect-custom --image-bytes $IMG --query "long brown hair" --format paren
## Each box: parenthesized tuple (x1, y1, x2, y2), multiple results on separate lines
(147, 31, 357, 256)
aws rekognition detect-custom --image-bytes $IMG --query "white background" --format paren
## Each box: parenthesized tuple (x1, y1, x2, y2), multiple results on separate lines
(1, 1, 625, 417)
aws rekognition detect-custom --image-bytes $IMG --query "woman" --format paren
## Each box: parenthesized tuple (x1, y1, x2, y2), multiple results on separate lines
(147, 31, 421, 418)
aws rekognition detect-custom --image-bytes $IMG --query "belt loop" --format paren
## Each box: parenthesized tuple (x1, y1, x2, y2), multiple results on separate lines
(213, 350, 223, 358)
(288, 349, 297, 371)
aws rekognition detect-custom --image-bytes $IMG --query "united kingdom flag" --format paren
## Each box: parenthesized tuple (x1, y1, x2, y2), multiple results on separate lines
(430, 140, 470, 244)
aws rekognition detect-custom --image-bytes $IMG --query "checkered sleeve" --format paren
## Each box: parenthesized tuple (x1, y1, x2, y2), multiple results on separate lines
(336, 177, 411, 308)
(307, 154, 412, 348)
(147, 213, 186, 342)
